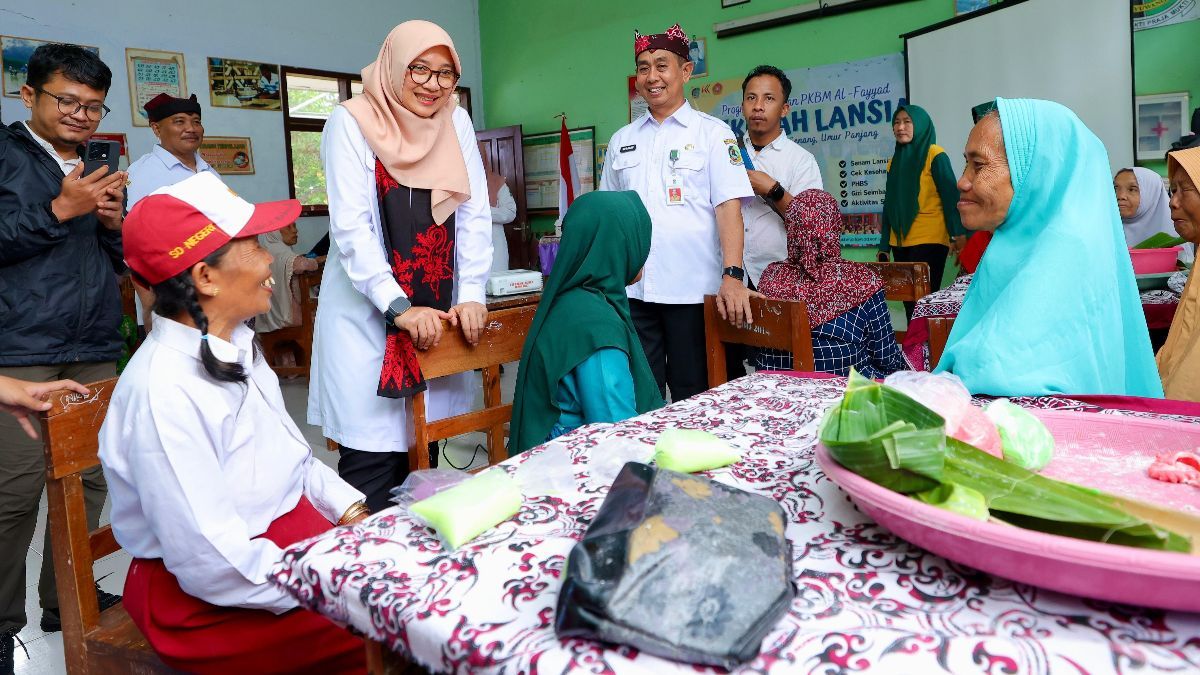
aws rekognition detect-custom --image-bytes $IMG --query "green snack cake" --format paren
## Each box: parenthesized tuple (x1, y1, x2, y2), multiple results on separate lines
(409, 469, 523, 550)
(653, 429, 742, 473)
(985, 399, 1056, 471)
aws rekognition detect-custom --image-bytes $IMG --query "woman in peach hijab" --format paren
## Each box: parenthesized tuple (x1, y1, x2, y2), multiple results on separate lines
(309, 20, 493, 511)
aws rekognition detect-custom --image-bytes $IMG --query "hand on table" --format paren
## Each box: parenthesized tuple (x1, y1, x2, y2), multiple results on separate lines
(449, 301, 489, 346)
(396, 307, 452, 350)
(716, 276, 759, 327)
(0, 376, 90, 439)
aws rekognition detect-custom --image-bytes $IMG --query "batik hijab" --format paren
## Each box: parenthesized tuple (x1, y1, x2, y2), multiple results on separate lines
(882, 104, 936, 243)
(509, 191, 664, 454)
(1120, 166, 1175, 247)
(935, 98, 1163, 397)
(758, 190, 883, 325)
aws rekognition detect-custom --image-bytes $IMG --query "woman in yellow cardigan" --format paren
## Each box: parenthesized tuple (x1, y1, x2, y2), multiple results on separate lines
(877, 104, 967, 316)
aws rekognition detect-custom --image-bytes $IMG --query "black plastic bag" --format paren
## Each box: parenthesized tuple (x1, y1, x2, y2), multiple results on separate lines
(555, 462, 794, 668)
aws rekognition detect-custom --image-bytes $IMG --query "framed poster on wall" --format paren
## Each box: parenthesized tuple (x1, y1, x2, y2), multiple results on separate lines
(126, 48, 187, 127)
(522, 126, 595, 214)
(455, 86, 472, 118)
(199, 136, 255, 174)
(628, 76, 647, 122)
(208, 57, 281, 110)
(3, 36, 99, 97)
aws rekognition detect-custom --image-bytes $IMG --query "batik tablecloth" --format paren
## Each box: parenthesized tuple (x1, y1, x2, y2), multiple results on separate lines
(271, 373, 1200, 674)
(903, 274, 1182, 370)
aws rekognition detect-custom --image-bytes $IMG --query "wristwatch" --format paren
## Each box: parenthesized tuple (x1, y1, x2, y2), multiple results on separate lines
(766, 182, 786, 202)
(722, 265, 745, 282)
(383, 296, 412, 326)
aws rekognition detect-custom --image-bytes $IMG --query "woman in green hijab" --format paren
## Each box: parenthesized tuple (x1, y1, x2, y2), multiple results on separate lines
(509, 191, 664, 454)
(878, 104, 968, 313)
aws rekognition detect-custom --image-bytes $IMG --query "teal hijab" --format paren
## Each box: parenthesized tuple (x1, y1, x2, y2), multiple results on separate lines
(509, 191, 664, 454)
(883, 104, 935, 242)
(935, 98, 1163, 398)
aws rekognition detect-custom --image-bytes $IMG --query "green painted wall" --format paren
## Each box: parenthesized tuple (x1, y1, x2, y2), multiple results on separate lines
(480, 0, 1199, 275)
(1134, 18, 1200, 176)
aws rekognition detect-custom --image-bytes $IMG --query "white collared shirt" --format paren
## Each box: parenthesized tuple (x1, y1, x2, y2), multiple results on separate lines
(308, 104, 490, 452)
(126, 143, 222, 207)
(599, 101, 754, 304)
(99, 316, 363, 613)
(22, 121, 80, 175)
(742, 133, 823, 286)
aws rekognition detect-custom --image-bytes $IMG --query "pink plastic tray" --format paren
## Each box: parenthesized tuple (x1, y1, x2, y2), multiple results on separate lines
(816, 409, 1200, 612)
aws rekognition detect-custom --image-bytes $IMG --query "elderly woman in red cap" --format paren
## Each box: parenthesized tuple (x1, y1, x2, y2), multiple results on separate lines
(99, 172, 367, 673)
(311, 20, 493, 511)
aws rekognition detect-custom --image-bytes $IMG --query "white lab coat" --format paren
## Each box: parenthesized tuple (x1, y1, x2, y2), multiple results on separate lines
(308, 105, 492, 453)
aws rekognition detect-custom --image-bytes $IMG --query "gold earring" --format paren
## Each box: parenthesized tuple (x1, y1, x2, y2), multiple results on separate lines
(212, 288, 220, 297)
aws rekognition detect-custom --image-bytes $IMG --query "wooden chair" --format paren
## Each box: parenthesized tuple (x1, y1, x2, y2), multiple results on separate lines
(704, 294, 815, 388)
(117, 275, 142, 352)
(407, 304, 536, 471)
(863, 261, 931, 341)
(39, 378, 174, 674)
(259, 267, 322, 378)
(928, 316, 955, 370)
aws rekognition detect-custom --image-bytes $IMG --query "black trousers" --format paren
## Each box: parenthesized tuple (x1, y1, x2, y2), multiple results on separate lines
(629, 299, 707, 402)
(338, 443, 439, 514)
(892, 243, 949, 319)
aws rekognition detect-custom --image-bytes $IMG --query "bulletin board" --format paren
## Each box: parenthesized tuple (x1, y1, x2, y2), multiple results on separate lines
(522, 126, 595, 214)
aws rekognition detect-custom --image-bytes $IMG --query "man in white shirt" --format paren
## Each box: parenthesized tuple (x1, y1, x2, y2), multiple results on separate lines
(739, 65, 824, 289)
(126, 93, 220, 207)
(598, 23, 755, 402)
(127, 93, 222, 328)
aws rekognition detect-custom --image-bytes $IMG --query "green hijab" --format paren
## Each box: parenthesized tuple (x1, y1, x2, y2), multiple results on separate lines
(509, 191, 664, 454)
(883, 104, 935, 242)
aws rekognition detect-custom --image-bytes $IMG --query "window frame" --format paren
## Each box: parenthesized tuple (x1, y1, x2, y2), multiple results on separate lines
(281, 66, 362, 217)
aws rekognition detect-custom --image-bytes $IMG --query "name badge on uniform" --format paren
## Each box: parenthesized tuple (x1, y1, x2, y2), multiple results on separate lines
(665, 174, 684, 205)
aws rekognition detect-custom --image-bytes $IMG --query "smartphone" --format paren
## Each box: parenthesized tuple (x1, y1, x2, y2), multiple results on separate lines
(82, 140, 121, 177)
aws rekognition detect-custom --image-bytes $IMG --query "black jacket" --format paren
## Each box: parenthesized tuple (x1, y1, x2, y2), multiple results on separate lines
(0, 121, 125, 366)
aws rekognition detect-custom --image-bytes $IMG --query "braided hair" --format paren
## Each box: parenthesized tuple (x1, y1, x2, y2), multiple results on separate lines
(133, 242, 250, 383)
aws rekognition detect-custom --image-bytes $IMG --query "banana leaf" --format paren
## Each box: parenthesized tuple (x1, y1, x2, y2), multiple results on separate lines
(1132, 232, 1187, 249)
(819, 371, 1192, 553)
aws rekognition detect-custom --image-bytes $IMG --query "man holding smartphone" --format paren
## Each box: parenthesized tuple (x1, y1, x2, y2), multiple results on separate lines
(0, 43, 125, 665)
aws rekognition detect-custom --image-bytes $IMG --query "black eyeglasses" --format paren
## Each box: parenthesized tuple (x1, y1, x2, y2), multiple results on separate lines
(38, 89, 110, 121)
(406, 64, 459, 89)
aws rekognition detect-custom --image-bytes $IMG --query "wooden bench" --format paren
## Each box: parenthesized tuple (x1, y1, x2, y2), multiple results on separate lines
(704, 295, 815, 387)
(259, 267, 322, 379)
(40, 378, 174, 674)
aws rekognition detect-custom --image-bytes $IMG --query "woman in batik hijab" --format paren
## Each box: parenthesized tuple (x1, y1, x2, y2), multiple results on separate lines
(936, 98, 1162, 397)
(310, 20, 493, 511)
(509, 191, 663, 454)
(756, 189, 909, 378)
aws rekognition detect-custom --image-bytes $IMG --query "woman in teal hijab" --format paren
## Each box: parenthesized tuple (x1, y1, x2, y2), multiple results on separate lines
(509, 191, 664, 454)
(935, 97, 1162, 397)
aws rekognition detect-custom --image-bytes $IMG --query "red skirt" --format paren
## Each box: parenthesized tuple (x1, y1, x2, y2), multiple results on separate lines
(123, 496, 366, 674)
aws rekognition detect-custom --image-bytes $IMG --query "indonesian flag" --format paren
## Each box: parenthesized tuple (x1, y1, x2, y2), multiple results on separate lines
(558, 118, 580, 217)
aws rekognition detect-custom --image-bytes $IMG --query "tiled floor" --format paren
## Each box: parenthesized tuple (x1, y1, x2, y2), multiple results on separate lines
(13, 365, 517, 673)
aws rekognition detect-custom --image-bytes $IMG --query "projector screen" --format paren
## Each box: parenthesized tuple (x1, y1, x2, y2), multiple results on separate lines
(905, 0, 1134, 176)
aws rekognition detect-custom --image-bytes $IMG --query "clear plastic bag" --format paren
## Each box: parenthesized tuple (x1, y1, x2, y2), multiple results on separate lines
(513, 443, 576, 496)
(389, 468, 470, 508)
(883, 370, 1002, 457)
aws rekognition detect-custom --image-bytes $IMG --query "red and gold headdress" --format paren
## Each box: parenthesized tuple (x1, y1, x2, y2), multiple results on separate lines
(633, 23, 690, 60)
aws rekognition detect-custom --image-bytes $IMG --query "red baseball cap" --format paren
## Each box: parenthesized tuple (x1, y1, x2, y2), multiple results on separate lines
(124, 172, 301, 285)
